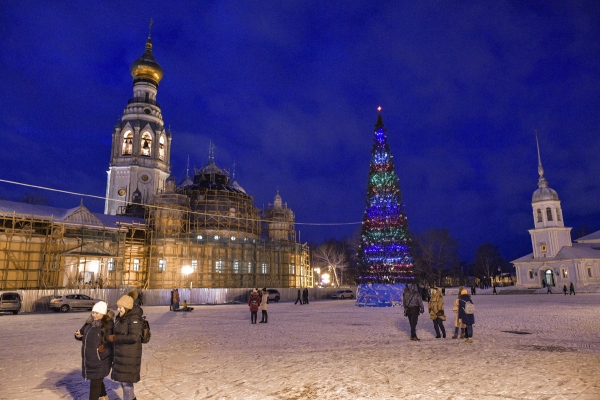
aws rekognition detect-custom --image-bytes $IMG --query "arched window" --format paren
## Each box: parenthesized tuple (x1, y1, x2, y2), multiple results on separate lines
(537, 209, 542, 223)
(546, 207, 553, 221)
(159, 135, 165, 160)
(556, 208, 561, 221)
(141, 132, 152, 156)
(122, 131, 133, 155)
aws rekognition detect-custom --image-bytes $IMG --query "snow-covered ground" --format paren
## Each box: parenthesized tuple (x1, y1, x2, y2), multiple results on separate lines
(1, 293, 599, 400)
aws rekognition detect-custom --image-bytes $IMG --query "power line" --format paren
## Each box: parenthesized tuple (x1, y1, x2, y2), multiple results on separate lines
(0, 178, 362, 226)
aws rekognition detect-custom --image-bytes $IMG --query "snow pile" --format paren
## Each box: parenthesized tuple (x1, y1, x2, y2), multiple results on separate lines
(1, 294, 599, 399)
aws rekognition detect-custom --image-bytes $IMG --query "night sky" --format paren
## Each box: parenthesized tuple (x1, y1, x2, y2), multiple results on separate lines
(1, 2, 600, 262)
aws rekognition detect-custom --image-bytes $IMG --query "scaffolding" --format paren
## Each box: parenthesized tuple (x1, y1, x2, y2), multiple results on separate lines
(144, 183, 310, 289)
(0, 206, 147, 290)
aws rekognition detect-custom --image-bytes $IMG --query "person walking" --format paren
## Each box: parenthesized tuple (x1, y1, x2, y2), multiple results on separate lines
(569, 282, 576, 295)
(110, 294, 143, 400)
(402, 283, 424, 341)
(248, 289, 261, 324)
(547, 284, 553, 294)
(452, 286, 466, 339)
(458, 289, 475, 343)
(259, 288, 269, 323)
(303, 288, 309, 304)
(74, 301, 113, 400)
(563, 285, 568, 295)
(492, 285, 497, 295)
(428, 288, 446, 338)
(295, 289, 303, 305)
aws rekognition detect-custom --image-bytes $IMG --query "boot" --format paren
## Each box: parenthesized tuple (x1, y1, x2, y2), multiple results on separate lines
(452, 327, 458, 339)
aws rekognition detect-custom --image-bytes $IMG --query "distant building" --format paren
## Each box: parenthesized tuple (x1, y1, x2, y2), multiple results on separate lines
(512, 137, 600, 289)
(0, 31, 311, 290)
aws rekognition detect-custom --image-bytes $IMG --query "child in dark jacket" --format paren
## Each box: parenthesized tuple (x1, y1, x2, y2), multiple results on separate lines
(458, 289, 475, 343)
(74, 301, 114, 400)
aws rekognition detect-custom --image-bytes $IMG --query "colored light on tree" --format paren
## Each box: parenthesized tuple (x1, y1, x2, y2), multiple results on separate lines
(356, 112, 414, 283)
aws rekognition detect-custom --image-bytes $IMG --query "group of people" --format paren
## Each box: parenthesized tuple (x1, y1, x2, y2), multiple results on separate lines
(75, 290, 144, 400)
(562, 282, 576, 295)
(248, 288, 269, 324)
(402, 284, 475, 343)
(294, 288, 309, 304)
(170, 288, 193, 311)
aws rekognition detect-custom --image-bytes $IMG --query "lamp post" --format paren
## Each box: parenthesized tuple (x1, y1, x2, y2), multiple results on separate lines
(182, 265, 193, 289)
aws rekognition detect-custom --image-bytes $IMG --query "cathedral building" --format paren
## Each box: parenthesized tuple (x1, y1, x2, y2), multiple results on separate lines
(0, 32, 311, 290)
(512, 137, 600, 289)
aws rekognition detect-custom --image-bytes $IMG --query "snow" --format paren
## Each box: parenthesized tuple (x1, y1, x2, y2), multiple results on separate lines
(1, 293, 600, 399)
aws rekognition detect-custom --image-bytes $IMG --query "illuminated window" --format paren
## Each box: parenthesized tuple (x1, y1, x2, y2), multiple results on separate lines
(546, 208, 553, 221)
(108, 258, 115, 271)
(289, 264, 295, 275)
(122, 131, 133, 155)
(159, 135, 165, 160)
(215, 260, 222, 273)
(562, 269, 568, 278)
(261, 263, 267, 274)
(133, 259, 140, 271)
(192, 260, 198, 271)
(141, 132, 152, 156)
(248, 262, 252, 273)
(233, 260, 239, 274)
(158, 259, 166, 272)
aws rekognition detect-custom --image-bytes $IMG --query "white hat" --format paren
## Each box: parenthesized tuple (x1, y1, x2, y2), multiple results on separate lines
(92, 301, 108, 315)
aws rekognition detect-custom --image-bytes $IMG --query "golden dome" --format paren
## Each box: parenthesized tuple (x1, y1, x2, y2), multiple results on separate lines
(130, 37, 163, 85)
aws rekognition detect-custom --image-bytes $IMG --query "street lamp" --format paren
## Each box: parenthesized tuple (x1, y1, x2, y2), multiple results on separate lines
(182, 265, 193, 288)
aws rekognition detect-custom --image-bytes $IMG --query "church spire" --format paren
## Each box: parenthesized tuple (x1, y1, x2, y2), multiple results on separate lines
(536, 131, 548, 189)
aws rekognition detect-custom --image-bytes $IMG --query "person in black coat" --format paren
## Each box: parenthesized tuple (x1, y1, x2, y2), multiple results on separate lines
(74, 301, 114, 400)
(110, 294, 143, 400)
(458, 289, 475, 343)
(402, 283, 425, 341)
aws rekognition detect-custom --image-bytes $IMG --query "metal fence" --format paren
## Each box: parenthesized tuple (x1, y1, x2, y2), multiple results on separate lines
(4, 287, 356, 313)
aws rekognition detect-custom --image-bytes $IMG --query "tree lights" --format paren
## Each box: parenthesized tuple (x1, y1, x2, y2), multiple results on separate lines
(356, 112, 414, 284)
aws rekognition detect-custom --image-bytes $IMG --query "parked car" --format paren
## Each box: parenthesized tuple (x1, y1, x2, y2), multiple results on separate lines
(266, 289, 280, 302)
(0, 292, 22, 314)
(50, 294, 101, 313)
(331, 289, 354, 299)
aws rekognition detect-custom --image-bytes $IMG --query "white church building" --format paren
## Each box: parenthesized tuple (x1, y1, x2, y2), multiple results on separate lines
(512, 138, 600, 290)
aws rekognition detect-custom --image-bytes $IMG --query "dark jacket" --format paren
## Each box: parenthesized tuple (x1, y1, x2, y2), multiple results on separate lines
(111, 305, 143, 383)
(403, 285, 424, 315)
(75, 311, 114, 380)
(458, 294, 475, 325)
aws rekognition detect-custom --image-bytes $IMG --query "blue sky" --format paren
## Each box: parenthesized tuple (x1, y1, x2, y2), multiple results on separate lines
(1, 1, 600, 261)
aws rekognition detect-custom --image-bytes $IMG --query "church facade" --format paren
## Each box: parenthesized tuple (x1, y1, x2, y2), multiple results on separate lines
(512, 138, 600, 290)
(0, 31, 311, 290)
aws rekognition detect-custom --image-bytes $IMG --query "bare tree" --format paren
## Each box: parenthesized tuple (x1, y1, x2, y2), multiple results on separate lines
(313, 241, 348, 287)
(473, 243, 505, 285)
(412, 228, 459, 287)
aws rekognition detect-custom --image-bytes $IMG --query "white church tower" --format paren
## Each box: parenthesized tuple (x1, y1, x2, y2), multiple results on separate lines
(105, 22, 171, 215)
(528, 134, 572, 259)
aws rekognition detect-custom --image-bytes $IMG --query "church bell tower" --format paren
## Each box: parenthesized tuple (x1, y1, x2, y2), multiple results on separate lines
(528, 134, 572, 258)
(105, 22, 171, 215)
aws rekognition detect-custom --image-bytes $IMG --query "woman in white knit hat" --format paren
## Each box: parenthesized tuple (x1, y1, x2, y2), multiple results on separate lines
(74, 301, 114, 400)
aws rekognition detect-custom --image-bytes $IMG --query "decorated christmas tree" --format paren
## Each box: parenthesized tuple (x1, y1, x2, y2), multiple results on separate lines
(357, 110, 414, 286)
